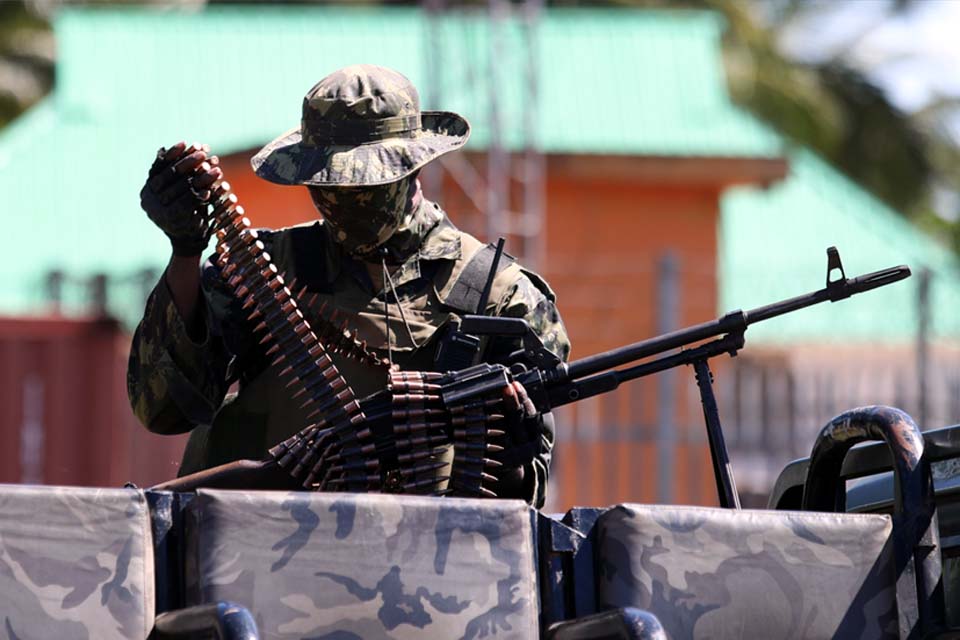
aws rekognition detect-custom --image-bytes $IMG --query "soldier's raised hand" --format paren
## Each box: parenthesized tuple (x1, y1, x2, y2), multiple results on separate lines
(140, 142, 223, 257)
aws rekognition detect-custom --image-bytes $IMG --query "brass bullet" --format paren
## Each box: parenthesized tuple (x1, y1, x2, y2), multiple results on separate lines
(296, 385, 353, 412)
(392, 407, 446, 420)
(330, 459, 379, 474)
(252, 300, 298, 331)
(450, 480, 497, 498)
(402, 476, 451, 492)
(449, 398, 500, 414)
(397, 447, 447, 464)
(450, 468, 498, 484)
(389, 380, 442, 393)
(454, 441, 505, 454)
(396, 434, 446, 449)
(451, 414, 489, 427)
(211, 196, 239, 220)
(399, 460, 449, 477)
(392, 393, 441, 404)
(453, 427, 491, 439)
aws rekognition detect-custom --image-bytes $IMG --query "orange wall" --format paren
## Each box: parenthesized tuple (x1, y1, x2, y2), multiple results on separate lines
(545, 176, 719, 355)
(543, 172, 722, 511)
(219, 151, 317, 230)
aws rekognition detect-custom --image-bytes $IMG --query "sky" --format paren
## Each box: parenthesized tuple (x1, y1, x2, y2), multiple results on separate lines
(777, 0, 960, 132)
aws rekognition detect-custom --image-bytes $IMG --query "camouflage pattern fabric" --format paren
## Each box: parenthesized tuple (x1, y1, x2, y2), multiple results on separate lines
(127, 277, 230, 436)
(596, 504, 898, 640)
(308, 173, 416, 257)
(127, 198, 570, 506)
(251, 65, 470, 187)
(0, 484, 154, 639)
(184, 489, 539, 639)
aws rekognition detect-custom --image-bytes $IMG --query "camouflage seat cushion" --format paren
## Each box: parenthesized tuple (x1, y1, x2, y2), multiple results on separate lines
(596, 504, 898, 640)
(184, 489, 539, 639)
(0, 484, 155, 640)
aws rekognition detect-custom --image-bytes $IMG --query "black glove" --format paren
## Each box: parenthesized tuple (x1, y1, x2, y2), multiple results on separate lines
(498, 380, 543, 468)
(140, 143, 219, 257)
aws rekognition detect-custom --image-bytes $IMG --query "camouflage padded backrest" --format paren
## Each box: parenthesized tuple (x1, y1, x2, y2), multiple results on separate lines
(184, 489, 539, 639)
(596, 504, 898, 640)
(0, 484, 155, 640)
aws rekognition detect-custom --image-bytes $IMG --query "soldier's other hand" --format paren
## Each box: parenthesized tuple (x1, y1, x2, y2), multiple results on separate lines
(499, 380, 540, 467)
(503, 380, 537, 420)
(140, 142, 221, 257)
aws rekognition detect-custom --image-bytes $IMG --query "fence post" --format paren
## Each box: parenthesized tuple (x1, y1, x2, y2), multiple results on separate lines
(656, 252, 680, 503)
(45, 270, 64, 312)
(916, 268, 931, 428)
(90, 273, 109, 318)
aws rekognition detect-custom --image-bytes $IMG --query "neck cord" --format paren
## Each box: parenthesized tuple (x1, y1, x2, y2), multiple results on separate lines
(381, 251, 393, 370)
(379, 251, 422, 368)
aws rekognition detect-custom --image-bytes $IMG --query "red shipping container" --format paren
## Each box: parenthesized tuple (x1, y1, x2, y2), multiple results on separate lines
(0, 316, 188, 488)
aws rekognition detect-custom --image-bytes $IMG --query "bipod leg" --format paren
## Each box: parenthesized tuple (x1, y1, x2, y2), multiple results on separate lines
(692, 359, 740, 509)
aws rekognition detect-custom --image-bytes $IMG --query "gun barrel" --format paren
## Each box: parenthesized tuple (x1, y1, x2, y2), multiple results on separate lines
(745, 264, 910, 325)
(563, 263, 911, 383)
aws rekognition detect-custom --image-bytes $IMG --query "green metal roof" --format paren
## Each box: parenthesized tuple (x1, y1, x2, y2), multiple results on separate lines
(0, 5, 783, 323)
(720, 148, 960, 342)
(48, 6, 781, 156)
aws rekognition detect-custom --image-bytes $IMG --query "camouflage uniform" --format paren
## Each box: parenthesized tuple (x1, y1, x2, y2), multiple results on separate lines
(128, 198, 569, 506)
(129, 64, 570, 507)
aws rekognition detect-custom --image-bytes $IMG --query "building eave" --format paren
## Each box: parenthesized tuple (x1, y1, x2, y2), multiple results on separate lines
(546, 153, 789, 189)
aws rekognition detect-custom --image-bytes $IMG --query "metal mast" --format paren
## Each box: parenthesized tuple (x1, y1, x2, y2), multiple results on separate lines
(423, 0, 546, 270)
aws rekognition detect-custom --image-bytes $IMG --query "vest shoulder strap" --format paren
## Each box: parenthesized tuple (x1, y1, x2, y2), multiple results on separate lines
(440, 242, 517, 314)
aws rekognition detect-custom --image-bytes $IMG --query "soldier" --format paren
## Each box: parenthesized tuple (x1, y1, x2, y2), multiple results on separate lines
(128, 64, 569, 507)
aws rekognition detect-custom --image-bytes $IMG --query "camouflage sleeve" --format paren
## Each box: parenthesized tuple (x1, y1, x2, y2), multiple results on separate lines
(496, 267, 571, 362)
(492, 267, 571, 508)
(126, 272, 231, 435)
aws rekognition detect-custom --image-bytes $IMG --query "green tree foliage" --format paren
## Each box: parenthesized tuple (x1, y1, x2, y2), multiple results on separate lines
(597, 0, 960, 251)
(716, 0, 960, 241)
(0, 1, 53, 128)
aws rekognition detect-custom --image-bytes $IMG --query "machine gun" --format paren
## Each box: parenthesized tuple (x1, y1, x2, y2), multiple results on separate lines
(449, 246, 910, 507)
(157, 246, 910, 506)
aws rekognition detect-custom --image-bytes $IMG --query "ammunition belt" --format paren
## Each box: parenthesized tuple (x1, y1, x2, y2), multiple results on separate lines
(271, 369, 507, 498)
(204, 177, 507, 499)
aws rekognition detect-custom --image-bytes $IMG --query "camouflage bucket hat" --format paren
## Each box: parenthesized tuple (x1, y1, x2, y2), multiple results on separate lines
(251, 64, 470, 187)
